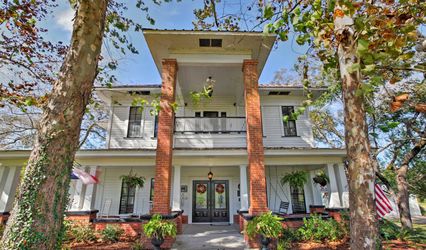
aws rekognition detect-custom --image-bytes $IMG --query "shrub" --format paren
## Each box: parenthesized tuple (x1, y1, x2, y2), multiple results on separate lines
(297, 215, 345, 242)
(65, 222, 97, 243)
(277, 227, 299, 250)
(246, 212, 283, 239)
(0, 223, 4, 238)
(131, 240, 144, 250)
(379, 219, 400, 240)
(100, 225, 124, 243)
(143, 214, 177, 240)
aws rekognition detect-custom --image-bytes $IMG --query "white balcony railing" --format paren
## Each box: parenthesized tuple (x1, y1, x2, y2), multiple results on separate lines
(174, 117, 246, 133)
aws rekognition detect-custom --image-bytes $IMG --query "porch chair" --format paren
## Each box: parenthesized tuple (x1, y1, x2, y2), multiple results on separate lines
(275, 201, 289, 216)
(99, 199, 112, 218)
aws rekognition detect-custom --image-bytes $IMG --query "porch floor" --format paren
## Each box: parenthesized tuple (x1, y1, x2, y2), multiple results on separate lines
(172, 224, 245, 250)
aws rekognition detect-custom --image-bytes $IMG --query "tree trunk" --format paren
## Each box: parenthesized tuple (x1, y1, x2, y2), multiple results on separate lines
(396, 164, 413, 229)
(334, 6, 378, 250)
(396, 130, 425, 229)
(1, 1, 108, 249)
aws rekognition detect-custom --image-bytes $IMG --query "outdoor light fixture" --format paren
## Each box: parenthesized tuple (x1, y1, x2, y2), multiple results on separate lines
(207, 170, 213, 180)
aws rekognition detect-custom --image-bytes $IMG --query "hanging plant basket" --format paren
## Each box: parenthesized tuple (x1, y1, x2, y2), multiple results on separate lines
(280, 171, 308, 188)
(120, 171, 145, 189)
(215, 184, 225, 194)
(312, 171, 329, 187)
(196, 184, 207, 194)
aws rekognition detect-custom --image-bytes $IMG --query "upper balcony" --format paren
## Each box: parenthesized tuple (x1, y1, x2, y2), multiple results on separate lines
(175, 117, 246, 134)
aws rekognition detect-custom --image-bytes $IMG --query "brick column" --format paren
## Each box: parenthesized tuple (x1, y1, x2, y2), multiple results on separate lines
(242, 59, 268, 215)
(152, 59, 178, 214)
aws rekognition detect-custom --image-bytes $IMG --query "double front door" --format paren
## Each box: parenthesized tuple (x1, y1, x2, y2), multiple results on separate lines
(192, 180, 229, 223)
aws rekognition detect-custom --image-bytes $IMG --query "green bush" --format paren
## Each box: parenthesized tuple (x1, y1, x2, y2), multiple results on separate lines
(379, 219, 400, 241)
(100, 225, 124, 243)
(297, 215, 345, 242)
(277, 227, 299, 250)
(143, 214, 177, 240)
(64, 222, 97, 243)
(0, 223, 4, 238)
(246, 212, 283, 239)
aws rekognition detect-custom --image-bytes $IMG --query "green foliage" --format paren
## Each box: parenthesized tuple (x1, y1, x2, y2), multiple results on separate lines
(312, 170, 330, 186)
(131, 240, 144, 250)
(280, 171, 308, 188)
(245, 212, 283, 239)
(297, 215, 345, 242)
(189, 84, 213, 106)
(143, 214, 177, 240)
(64, 222, 97, 244)
(120, 170, 145, 189)
(100, 225, 124, 243)
(277, 227, 299, 250)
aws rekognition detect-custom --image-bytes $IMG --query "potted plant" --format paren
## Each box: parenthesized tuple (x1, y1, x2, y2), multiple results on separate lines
(120, 170, 145, 189)
(312, 171, 330, 187)
(143, 214, 177, 250)
(280, 170, 308, 188)
(246, 212, 283, 250)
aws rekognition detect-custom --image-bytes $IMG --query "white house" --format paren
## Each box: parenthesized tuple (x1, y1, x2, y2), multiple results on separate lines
(0, 30, 350, 227)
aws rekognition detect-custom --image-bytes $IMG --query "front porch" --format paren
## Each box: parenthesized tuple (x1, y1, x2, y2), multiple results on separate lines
(64, 159, 348, 225)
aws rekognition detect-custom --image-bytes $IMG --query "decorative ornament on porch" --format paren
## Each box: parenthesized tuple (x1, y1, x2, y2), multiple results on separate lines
(196, 184, 207, 194)
(312, 171, 330, 187)
(280, 170, 308, 188)
(120, 170, 145, 189)
(215, 183, 225, 194)
(189, 76, 215, 106)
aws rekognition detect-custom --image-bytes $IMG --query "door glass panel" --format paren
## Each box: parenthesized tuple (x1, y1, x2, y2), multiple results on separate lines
(195, 183, 208, 209)
(215, 183, 227, 209)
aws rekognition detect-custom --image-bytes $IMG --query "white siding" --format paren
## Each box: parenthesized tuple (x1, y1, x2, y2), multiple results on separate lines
(261, 95, 314, 148)
(95, 166, 155, 216)
(106, 93, 315, 149)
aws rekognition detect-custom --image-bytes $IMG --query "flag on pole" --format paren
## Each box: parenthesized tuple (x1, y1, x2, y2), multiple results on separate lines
(72, 168, 99, 184)
(375, 183, 393, 218)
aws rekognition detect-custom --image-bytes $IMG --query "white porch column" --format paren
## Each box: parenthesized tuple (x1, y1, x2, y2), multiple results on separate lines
(82, 166, 99, 211)
(326, 163, 341, 208)
(172, 165, 181, 211)
(70, 176, 84, 210)
(309, 170, 322, 205)
(239, 165, 249, 211)
(337, 163, 349, 208)
(0, 166, 20, 212)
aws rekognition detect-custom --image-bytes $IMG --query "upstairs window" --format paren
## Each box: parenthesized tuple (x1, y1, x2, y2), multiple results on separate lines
(282, 106, 297, 137)
(199, 38, 222, 47)
(127, 107, 142, 138)
(119, 179, 136, 214)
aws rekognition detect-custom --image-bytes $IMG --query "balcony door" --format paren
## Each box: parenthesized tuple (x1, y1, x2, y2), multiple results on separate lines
(192, 180, 229, 223)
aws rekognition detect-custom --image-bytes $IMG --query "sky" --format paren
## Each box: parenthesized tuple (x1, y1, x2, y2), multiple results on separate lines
(50, 1, 308, 85)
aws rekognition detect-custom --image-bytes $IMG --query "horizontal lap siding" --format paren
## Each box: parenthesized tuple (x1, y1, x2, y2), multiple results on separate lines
(109, 105, 157, 149)
(261, 95, 313, 148)
(95, 166, 155, 216)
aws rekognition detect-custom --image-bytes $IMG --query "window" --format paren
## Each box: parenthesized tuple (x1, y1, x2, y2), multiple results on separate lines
(282, 106, 297, 136)
(149, 178, 155, 201)
(127, 107, 142, 137)
(153, 115, 158, 138)
(199, 38, 222, 47)
(119, 180, 136, 214)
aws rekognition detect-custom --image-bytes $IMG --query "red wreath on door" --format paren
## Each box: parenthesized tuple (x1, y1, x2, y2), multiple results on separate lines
(197, 184, 207, 194)
(215, 184, 225, 194)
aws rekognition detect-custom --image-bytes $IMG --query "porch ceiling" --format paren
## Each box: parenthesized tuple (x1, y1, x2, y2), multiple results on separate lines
(177, 64, 244, 102)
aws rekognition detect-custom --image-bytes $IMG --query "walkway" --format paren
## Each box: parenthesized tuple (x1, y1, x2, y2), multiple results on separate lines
(172, 224, 246, 250)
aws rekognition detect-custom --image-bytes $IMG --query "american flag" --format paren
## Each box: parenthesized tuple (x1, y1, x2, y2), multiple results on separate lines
(375, 183, 393, 218)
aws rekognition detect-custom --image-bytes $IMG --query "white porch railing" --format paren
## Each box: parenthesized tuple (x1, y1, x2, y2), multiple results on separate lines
(174, 117, 246, 133)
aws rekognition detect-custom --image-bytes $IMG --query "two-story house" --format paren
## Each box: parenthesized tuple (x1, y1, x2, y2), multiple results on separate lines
(0, 29, 349, 227)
